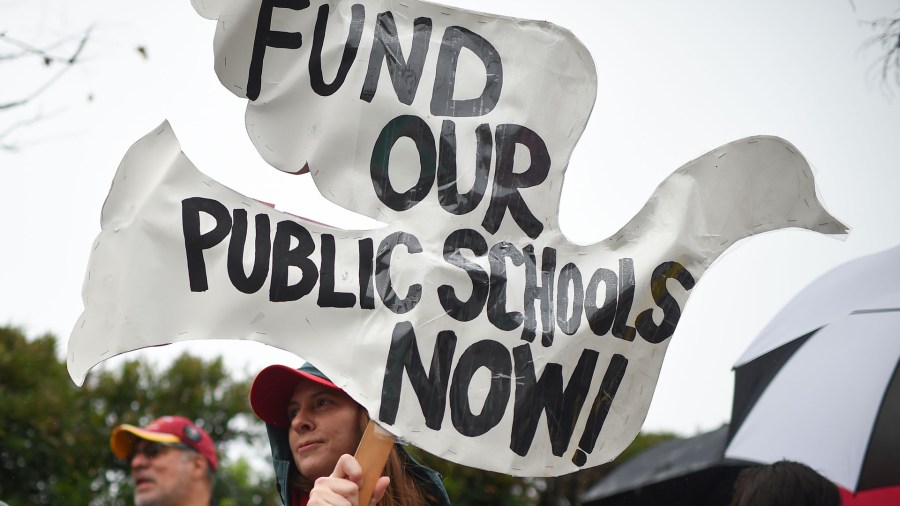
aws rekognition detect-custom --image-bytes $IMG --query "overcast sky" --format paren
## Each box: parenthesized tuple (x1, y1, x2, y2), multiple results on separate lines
(3, 0, 899, 437)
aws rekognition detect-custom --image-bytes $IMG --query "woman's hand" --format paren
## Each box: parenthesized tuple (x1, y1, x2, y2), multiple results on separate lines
(308, 454, 390, 506)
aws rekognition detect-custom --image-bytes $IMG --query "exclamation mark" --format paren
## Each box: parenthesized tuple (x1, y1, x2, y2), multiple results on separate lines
(571, 354, 628, 466)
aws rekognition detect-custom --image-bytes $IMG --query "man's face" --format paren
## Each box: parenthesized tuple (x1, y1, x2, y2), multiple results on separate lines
(129, 440, 194, 506)
(287, 380, 362, 480)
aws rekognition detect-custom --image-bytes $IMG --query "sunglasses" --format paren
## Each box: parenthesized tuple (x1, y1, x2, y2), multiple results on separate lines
(127, 441, 191, 462)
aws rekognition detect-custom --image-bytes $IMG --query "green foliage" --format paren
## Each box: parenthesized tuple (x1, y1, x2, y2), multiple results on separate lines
(269, 425, 673, 506)
(0, 324, 683, 506)
(216, 457, 281, 506)
(0, 325, 279, 505)
(408, 446, 537, 506)
(534, 431, 679, 506)
(407, 430, 678, 506)
(0, 326, 97, 503)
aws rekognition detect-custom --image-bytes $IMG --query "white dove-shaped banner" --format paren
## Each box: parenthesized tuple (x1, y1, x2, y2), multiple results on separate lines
(68, 0, 846, 476)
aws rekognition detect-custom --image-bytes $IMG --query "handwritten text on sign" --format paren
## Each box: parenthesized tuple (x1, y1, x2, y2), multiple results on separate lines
(67, 0, 847, 477)
(183, 194, 693, 464)
(68, 122, 844, 475)
(198, 0, 596, 225)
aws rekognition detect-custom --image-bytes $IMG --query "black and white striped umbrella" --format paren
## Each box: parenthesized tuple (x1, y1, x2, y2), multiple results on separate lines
(725, 244, 900, 493)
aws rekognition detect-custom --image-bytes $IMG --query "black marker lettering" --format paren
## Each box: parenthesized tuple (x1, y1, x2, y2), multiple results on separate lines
(585, 267, 617, 336)
(227, 209, 271, 294)
(370, 115, 436, 211)
(510, 345, 599, 457)
(437, 121, 492, 215)
(571, 354, 628, 467)
(636, 261, 695, 344)
(360, 12, 432, 105)
(309, 3, 364, 96)
(431, 25, 502, 117)
(482, 124, 550, 239)
(611, 258, 637, 342)
(438, 229, 489, 322)
(247, 0, 309, 101)
(269, 220, 318, 302)
(380, 321, 456, 429)
(375, 231, 423, 314)
(182, 197, 232, 292)
(522, 245, 556, 346)
(449, 339, 511, 437)
(358, 238, 376, 310)
(487, 241, 525, 331)
(556, 263, 584, 336)
(317, 234, 356, 308)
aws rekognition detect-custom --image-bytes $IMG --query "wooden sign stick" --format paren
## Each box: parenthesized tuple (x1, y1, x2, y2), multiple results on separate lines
(354, 420, 396, 506)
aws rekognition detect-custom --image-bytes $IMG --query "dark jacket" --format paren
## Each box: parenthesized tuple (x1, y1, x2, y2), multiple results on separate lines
(265, 423, 451, 506)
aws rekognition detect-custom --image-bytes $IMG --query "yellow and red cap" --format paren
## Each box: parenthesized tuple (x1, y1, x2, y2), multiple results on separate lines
(110, 415, 218, 471)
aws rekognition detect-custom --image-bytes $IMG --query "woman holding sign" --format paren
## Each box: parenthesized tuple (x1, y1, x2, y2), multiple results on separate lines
(250, 363, 451, 506)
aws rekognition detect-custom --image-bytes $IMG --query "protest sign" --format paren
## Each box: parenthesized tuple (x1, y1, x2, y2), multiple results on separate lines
(67, 120, 845, 475)
(68, 0, 847, 476)
(191, 0, 596, 226)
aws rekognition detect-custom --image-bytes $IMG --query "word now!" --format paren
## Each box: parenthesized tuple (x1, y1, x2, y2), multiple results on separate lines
(379, 321, 628, 466)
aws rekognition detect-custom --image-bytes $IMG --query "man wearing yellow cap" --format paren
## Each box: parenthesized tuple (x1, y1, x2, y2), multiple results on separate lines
(110, 416, 218, 506)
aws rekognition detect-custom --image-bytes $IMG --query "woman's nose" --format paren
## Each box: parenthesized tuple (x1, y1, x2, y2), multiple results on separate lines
(290, 409, 313, 432)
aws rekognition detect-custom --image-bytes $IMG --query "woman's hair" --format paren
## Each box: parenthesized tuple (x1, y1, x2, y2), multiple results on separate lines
(729, 460, 840, 506)
(289, 406, 429, 505)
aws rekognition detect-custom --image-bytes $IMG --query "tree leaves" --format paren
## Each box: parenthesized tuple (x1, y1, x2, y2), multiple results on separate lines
(0, 325, 279, 505)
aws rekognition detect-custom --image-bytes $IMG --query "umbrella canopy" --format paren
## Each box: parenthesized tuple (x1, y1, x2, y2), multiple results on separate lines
(725, 244, 900, 493)
(582, 425, 751, 506)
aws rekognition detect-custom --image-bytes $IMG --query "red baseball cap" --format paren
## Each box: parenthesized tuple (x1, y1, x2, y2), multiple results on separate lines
(250, 363, 343, 429)
(110, 416, 219, 471)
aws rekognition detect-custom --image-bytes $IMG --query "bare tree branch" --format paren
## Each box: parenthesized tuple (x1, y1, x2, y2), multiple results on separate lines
(0, 111, 53, 151)
(0, 30, 81, 62)
(0, 26, 92, 111)
(861, 15, 900, 90)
